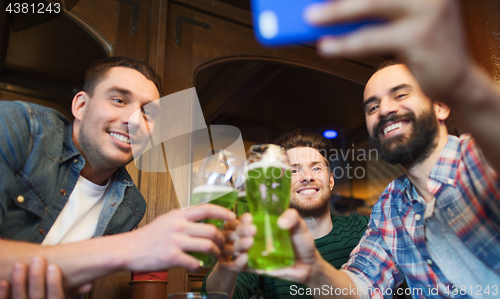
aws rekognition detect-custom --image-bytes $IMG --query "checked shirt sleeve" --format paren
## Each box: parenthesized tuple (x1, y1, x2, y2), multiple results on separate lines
(341, 192, 405, 299)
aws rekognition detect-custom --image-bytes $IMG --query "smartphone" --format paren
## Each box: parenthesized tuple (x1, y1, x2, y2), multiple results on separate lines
(251, 0, 381, 47)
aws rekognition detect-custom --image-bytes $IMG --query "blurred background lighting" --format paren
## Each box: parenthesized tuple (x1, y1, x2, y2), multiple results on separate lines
(323, 130, 338, 139)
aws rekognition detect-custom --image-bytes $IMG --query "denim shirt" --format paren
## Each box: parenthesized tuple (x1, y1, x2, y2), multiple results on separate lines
(0, 101, 146, 243)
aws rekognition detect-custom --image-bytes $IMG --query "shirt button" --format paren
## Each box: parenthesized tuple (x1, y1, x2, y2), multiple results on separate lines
(415, 214, 421, 221)
(73, 159, 78, 163)
(447, 178, 454, 185)
(39, 229, 45, 235)
(60, 189, 67, 196)
(16, 195, 25, 203)
(447, 208, 454, 218)
(426, 259, 433, 265)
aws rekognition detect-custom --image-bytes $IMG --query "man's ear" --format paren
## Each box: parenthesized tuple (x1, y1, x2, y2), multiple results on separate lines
(329, 172, 335, 191)
(72, 91, 88, 121)
(434, 101, 451, 122)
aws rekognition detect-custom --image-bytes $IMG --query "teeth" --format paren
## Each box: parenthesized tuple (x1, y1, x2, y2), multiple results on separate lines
(383, 122, 403, 135)
(110, 132, 130, 144)
(299, 189, 317, 195)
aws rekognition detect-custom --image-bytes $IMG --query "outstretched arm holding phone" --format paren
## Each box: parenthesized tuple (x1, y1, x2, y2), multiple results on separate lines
(228, 1, 500, 298)
(306, 0, 500, 173)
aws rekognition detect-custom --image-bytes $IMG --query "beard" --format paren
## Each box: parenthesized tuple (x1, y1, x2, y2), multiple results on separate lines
(78, 119, 130, 172)
(370, 106, 439, 169)
(290, 190, 331, 220)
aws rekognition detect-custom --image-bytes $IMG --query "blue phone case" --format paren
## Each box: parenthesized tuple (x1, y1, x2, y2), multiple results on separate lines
(251, 0, 380, 46)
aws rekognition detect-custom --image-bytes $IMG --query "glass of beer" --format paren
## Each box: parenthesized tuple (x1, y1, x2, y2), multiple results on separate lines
(245, 144, 295, 270)
(189, 149, 245, 268)
(234, 186, 249, 218)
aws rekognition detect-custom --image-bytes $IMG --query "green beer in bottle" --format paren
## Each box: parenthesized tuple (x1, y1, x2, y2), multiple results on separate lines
(189, 185, 238, 267)
(246, 161, 295, 270)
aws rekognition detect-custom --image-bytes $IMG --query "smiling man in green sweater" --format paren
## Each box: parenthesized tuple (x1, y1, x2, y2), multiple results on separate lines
(202, 129, 369, 299)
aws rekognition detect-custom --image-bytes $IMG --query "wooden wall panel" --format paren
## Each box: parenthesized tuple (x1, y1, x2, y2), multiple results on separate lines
(462, 0, 500, 82)
(161, 3, 197, 295)
(72, 0, 121, 47)
(87, 0, 169, 297)
(190, 10, 373, 85)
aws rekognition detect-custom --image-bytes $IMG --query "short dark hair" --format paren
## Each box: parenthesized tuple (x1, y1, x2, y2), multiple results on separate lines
(375, 59, 402, 72)
(275, 129, 332, 170)
(373, 60, 460, 136)
(83, 56, 163, 97)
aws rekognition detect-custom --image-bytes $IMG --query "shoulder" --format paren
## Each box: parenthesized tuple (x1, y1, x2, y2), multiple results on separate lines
(25, 101, 70, 129)
(458, 134, 486, 164)
(455, 134, 499, 191)
(0, 101, 32, 132)
(325, 214, 369, 244)
(372, 175, 408, 213)
(0, 101, 70, 138)
(331, 213, 369, 229)
(0, 101, 68, 123)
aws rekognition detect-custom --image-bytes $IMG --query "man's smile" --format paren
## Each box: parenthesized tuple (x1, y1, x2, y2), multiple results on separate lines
(297, 187, 320, 196)
(378, 119, 411, 140)
(109, 131, 131, 148)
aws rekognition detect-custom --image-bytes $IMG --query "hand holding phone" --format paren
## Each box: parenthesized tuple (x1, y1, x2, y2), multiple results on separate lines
(251, 0, 382, 47)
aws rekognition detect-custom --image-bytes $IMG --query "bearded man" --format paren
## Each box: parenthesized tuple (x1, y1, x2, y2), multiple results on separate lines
(233, 63, 500, 299)
(201, 129, 369, 299)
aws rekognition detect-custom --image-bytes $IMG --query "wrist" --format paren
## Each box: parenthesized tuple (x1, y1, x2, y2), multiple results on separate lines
(105, 232, 135, 272)
(447, 59, 482, 106)
(305, 251, 336, 287)
(212, 261, 238, 276)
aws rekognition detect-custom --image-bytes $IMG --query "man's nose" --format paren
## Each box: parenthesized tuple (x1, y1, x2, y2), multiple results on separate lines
(300, 169, 314, 182)
(124, 107, 145, 132)
(378, 97, 399, 118)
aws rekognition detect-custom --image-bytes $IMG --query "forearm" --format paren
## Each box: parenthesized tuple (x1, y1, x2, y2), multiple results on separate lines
(306, 257, 360, 299)
(447, 61, 500, 173)
(205, 263, 238, 298)
(0, 233, 130, 289)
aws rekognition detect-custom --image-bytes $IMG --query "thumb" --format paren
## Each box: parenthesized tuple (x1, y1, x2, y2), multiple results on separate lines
(0, 280, 10, 299)
(277, 209, 316, 262)
(277, 208, 309, 235)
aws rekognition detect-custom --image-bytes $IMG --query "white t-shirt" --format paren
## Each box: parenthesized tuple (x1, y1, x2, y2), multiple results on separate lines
(42, 176, 110, 245)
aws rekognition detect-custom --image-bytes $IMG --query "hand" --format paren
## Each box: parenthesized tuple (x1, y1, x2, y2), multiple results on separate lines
(124, 204, 236, 273)
(215, 214, 254, 272)
(0, 258, 92, 299)
(264, 209, 320, 284)
(229, 209, 320, 284)
(305, 0, 471, 101)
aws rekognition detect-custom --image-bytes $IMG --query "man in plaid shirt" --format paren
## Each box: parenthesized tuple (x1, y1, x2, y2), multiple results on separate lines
(337, 62, 500, 298)
(229, 0, 500, 298)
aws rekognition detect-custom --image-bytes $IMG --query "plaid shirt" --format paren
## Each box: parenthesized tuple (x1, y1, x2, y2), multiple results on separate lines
(342, 135, 500, 298)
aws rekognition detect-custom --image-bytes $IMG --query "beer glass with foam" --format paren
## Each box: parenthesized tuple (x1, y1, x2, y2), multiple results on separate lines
(245, 144, 295, 270)
(189, 149, 245, 267)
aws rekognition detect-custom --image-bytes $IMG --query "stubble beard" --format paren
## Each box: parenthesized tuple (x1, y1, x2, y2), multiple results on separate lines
(290, 189, 331, 220)
(78, 119, 130, 172)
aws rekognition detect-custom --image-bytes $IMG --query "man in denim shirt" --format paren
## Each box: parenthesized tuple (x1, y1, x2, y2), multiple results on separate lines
(0, 57, 234, 298)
